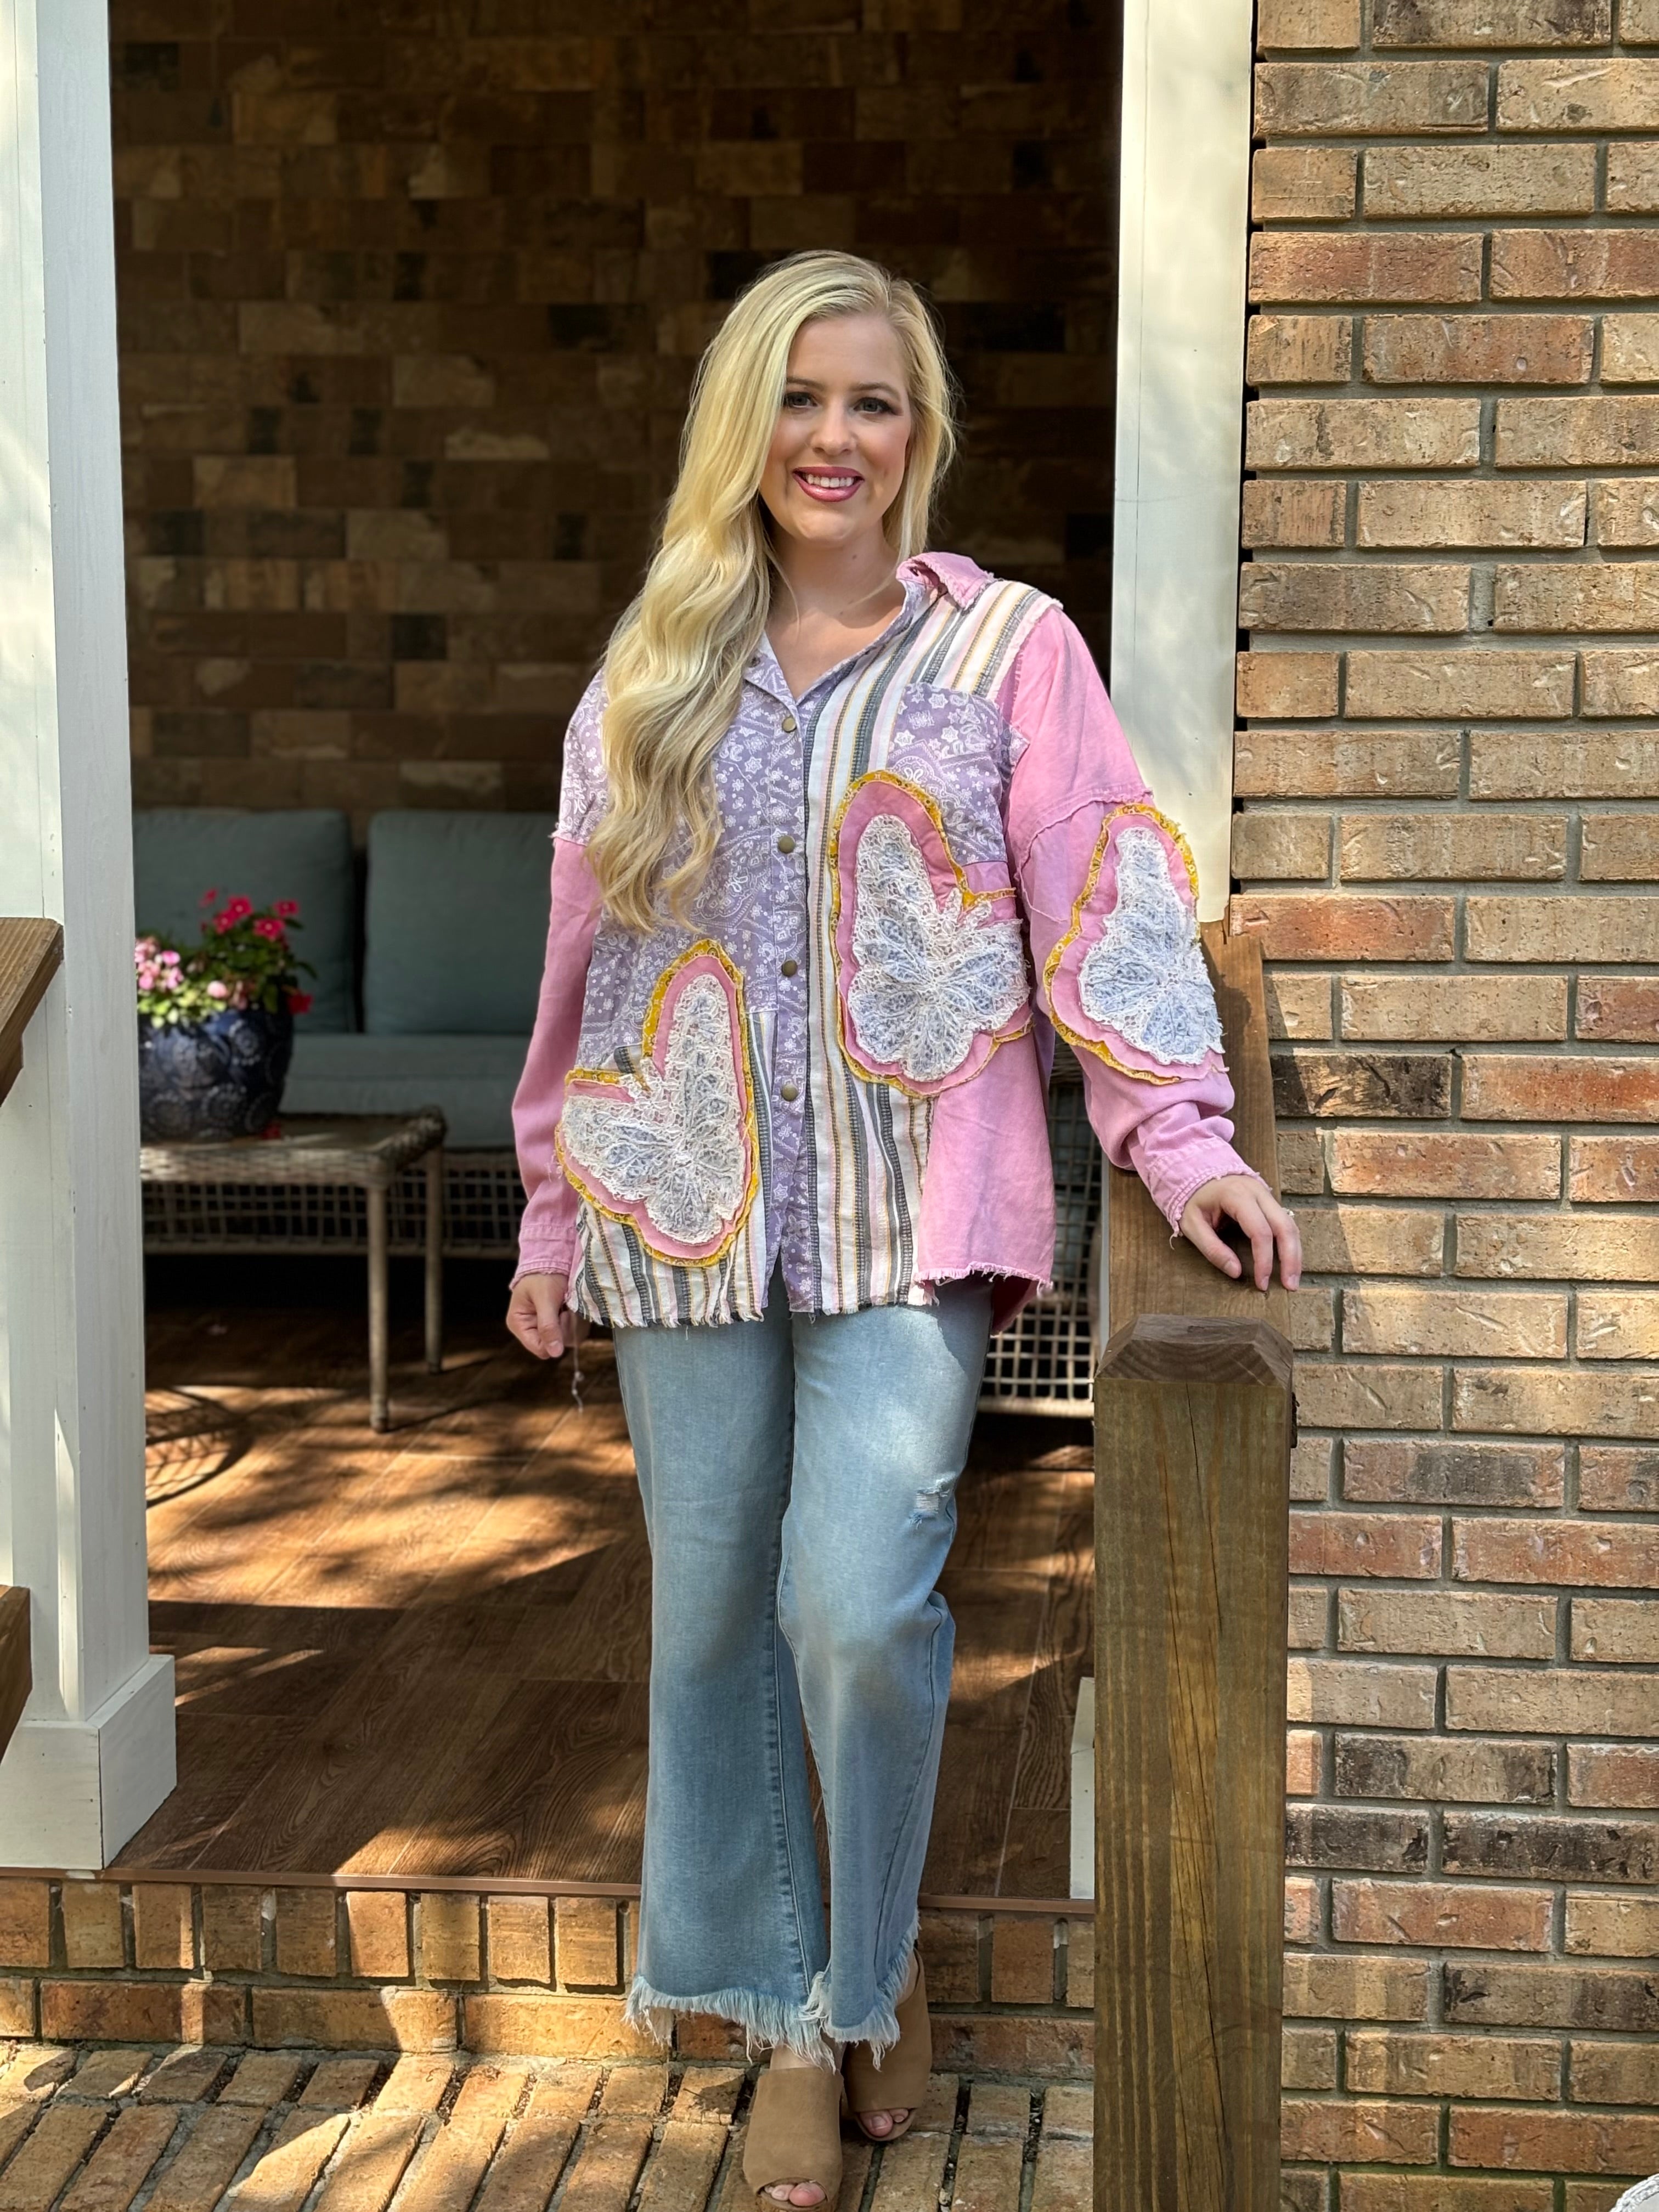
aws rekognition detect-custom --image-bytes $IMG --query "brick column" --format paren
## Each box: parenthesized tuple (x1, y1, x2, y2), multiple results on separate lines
(1242, 2, 1659, 2203)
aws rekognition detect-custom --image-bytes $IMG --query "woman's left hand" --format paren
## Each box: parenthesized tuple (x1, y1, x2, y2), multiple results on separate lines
(1180, 1176, 1302, 1291)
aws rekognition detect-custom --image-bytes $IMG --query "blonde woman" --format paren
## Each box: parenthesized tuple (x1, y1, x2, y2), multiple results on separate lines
(507, 251, 1300, 2208)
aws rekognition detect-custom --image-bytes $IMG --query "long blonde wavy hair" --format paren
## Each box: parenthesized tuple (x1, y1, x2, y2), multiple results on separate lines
(586, 251, 958, 932)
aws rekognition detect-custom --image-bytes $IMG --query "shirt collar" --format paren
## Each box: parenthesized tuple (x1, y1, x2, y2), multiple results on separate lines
(896, 550, 994, 607)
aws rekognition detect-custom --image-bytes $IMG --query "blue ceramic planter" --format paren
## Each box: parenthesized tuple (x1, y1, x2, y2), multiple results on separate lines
(137, 1006, 294, 1142)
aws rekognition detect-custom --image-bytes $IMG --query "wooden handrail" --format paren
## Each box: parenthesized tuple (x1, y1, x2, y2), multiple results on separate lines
(0, 919, 57, 1758)
(0, 917, 64, 1112)
(1093, 923, 1293, 2212)
(0, 1587, 29, 1763)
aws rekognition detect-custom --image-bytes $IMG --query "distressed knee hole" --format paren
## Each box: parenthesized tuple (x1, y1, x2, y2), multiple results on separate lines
(909, 1475, 956, 1525)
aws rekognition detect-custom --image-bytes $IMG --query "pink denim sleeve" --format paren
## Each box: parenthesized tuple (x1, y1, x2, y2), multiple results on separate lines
(510, 834, 603, 1286)
(998, 606, 1265, 1234)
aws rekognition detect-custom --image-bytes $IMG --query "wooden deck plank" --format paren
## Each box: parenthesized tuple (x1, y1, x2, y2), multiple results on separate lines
(184, 1611, 529, 1875)
(372, 1678, 651, 1881)
(116, 1713, 312, 1867)
(1009, 1472, 1096, 1816)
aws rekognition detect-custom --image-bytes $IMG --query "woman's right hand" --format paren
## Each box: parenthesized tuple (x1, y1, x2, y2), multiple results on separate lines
(506, 1272, 586, 1361)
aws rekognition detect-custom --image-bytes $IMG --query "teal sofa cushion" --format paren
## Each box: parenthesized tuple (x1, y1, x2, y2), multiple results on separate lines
(132, 808, 356, 1032)
(364, 811, 557, 1036)
(285, 1033, 528, 1148)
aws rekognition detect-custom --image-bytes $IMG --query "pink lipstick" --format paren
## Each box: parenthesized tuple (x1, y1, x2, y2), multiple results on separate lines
(793, 469, 863, 503)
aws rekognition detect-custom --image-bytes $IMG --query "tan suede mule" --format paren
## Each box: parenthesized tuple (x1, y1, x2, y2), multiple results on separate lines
(843, 1955, 929, 2145)
(742, 2063, 847, 2207)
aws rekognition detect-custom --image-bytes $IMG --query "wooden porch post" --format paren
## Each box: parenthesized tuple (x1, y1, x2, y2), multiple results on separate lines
(0, 0, 177, 1863)
(1104, 0, 1270, 2185)
(1093, 933, 1293, 2210)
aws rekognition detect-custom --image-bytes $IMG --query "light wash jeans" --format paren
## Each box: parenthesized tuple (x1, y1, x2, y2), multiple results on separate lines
(612, 1272, 994, 2067)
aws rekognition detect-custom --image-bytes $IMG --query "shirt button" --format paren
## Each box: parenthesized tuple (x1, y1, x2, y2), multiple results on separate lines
(781, 713, 798, 733)
(779, 1081, 799, 1103)
(776, 833, 796, 854)
(780, 957, 798, 978)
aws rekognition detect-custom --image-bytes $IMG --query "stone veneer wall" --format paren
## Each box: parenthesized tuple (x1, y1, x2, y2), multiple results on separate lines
(1240, 1, 1659, 2205)
(110, 0, 1116, 831)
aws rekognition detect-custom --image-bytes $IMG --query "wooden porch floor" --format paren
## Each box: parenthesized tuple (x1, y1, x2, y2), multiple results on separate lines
(124, 1260, 1094, 1898)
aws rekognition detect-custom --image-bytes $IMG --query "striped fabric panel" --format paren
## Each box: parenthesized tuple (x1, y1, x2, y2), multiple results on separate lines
(799, 579, 1052, 1316)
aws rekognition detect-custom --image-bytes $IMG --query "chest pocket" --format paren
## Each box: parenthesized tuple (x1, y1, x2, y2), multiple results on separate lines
(882, 682, 1013, 867)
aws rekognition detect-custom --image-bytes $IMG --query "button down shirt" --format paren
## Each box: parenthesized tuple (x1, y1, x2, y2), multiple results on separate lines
(513, 552, 1259, 1331)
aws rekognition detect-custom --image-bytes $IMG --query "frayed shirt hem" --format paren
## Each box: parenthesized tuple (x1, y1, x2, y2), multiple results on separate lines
(585, 1269, 1045, 1333)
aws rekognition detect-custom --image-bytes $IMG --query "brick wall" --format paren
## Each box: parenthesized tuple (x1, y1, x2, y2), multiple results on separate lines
(0, 1875, 1092, 2072)
(1242, 2, 1659, 2204)
(111, 0, 1115, 831)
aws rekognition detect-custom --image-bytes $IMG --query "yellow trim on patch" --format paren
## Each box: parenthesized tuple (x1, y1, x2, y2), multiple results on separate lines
(1041, 803, 1204, 1086)
(556, 936, 761, 1267)
(826, 769, 1032, 1101)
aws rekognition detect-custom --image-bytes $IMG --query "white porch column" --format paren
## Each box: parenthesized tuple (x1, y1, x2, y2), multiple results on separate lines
(0, 0, 175, 1864)
(1112, 0, 1256, 918)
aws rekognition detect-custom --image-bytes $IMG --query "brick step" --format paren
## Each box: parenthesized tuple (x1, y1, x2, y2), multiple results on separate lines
(0, 1879, 1093, 2079)
(0, 2042, 1093, 2212)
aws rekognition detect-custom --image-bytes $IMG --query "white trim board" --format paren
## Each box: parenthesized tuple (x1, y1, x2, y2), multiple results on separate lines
(1070, 1674, 1094, 1900)
(1111, 0, 1255, 921)
(0, 1656, 176, 1871)
(0, 0, 173, 1865)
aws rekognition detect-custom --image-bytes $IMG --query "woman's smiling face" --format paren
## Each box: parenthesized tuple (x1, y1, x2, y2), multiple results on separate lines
(759, 313, 914, 554)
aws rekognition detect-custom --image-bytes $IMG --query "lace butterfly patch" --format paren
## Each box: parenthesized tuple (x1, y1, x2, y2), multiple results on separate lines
(558, 941, 759, 1262)
(1043, 806, 1223, 1081)
(831, 772, 1030, 1096)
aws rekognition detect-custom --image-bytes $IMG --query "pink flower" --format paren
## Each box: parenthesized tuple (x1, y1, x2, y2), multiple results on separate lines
(160, 949, 180, 967)
(274, 899, 300, 918)
(199, 887, 220, 906)
(253, 916, 284, 940)
(206, 980, 229, 1000)
(286, 990, 314, 1015)
(134, 935, 157, 959)
(215, 911, 238, 934)
(223, 896, 253, 922)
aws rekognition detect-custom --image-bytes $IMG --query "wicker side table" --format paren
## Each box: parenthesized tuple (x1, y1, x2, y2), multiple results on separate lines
(140, 1109, 447, 1431)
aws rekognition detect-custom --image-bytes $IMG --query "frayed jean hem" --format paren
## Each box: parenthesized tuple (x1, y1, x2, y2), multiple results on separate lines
(804, 1912, 919, 2069)
(624, 1914, 918, 2074)
(623, 1974, 840, 2069)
